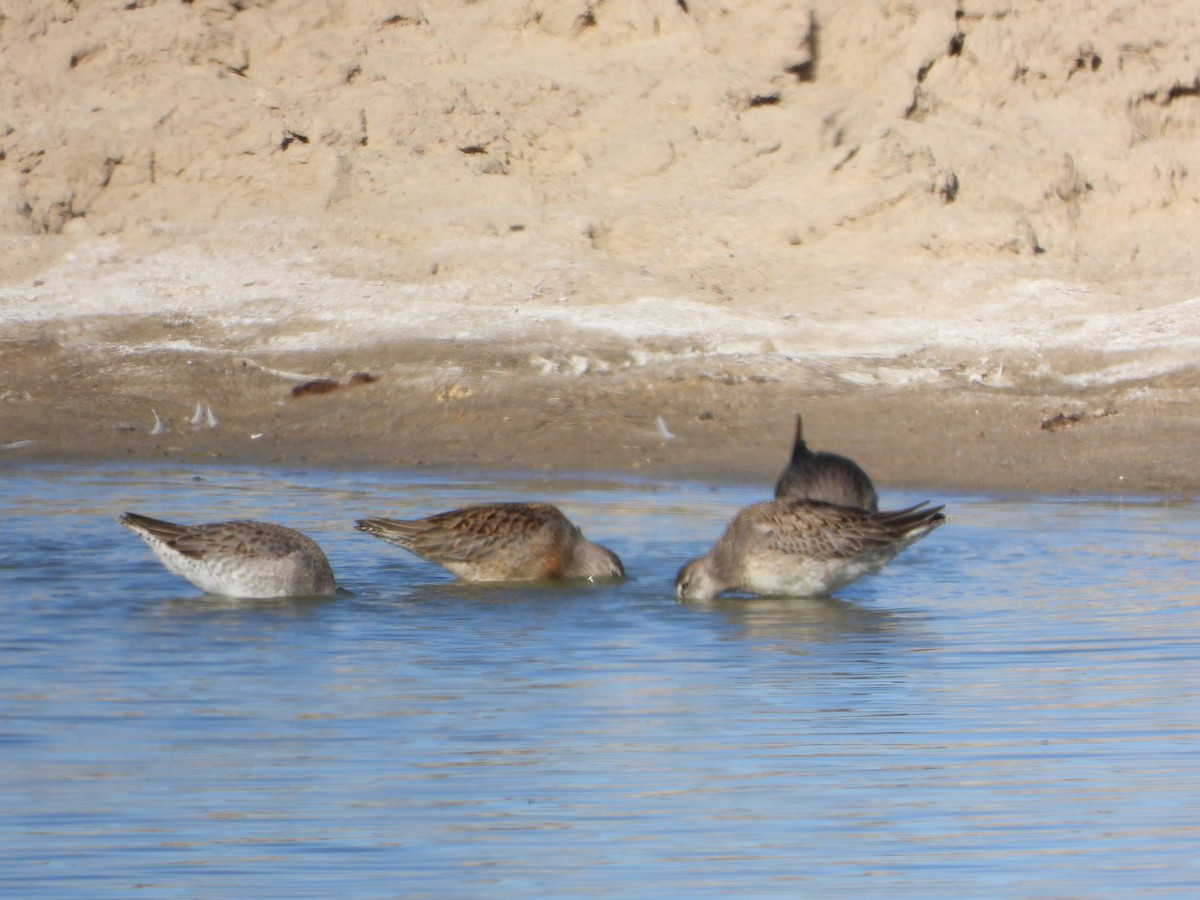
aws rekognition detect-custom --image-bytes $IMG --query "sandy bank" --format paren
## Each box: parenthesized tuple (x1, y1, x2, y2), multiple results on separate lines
(2, 1, 1199, 496)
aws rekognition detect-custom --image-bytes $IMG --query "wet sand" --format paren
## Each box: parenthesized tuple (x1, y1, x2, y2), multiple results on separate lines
(3, 333, 1196, 499)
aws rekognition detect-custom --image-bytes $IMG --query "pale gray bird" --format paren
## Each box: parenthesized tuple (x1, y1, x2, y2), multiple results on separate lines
(675, 499, 945, 601)
(774, 413, 879, 511)
(356, 502, 625, 582)
(119, 512, 336, 598)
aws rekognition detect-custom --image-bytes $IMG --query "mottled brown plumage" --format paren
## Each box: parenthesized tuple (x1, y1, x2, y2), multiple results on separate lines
(676, 499, 945, 601)
(119, 512, 336, 598)
(356, 502, 625, 582)
(774, 413, 878, 511)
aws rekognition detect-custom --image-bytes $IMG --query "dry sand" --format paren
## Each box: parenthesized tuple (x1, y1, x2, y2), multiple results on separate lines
(2, 0, 1199, 496)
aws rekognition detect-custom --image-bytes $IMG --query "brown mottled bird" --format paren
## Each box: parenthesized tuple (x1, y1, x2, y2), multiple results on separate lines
(774, 413, 879, 511)
(119, 512, 336, 598)
(675, 499, 945, 601)
(356, 502, 625, 582)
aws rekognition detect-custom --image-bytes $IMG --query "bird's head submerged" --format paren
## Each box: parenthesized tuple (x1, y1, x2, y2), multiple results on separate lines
(675, 557, 721, 601)
(572, 539, 626, 581)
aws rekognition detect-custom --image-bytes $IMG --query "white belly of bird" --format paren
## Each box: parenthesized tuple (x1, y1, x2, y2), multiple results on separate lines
(150, 544, 308, 598)
(742, 547, 905, 598)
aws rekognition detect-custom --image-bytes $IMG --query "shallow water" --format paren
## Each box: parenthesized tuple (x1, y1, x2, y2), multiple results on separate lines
(1, 464, 1198, 898)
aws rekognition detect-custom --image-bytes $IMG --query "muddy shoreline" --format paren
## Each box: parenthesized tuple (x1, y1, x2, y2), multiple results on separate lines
(4, 335, 1196, 500)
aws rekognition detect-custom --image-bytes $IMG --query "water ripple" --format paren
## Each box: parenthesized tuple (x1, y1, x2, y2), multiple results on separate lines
(1, 464, 1197, 897)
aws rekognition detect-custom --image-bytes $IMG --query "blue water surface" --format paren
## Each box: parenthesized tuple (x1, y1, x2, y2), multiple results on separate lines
(1, 463, 1197, 898)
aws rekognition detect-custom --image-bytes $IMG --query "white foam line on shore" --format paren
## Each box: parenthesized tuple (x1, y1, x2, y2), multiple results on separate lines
(4, 240, 1199, 386)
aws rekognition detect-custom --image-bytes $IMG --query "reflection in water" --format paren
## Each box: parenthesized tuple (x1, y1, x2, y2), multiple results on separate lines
(683, 592, 908, 644)
(1, 465, 1198, 898)
(153, 590, 345, 616)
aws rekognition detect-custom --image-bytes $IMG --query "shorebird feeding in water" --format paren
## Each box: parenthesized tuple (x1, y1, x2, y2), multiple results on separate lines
(356, 502, 625, 582)
(675, 498, 945, 601)
(774, 413, 878, 511)
(119, 513, 336, 598)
